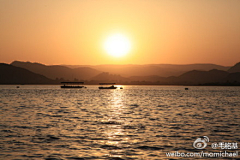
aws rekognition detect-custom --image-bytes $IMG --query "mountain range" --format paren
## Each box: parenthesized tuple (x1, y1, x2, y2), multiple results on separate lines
(65, 63, 229, 77)
(11, 61, 101, 81)
(0, 60, 240, 85)
(0, 63, 55, 84)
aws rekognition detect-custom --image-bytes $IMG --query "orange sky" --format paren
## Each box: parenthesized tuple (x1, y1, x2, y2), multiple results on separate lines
(0, 0, 240, 66)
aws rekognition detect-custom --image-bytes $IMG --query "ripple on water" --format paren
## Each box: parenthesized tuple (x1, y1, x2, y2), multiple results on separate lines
(0, 86, 239, 159)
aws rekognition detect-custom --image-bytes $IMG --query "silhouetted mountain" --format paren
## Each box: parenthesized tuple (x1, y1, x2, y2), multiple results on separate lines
(0, 63, 55, 84)
(129, 75, 165, 82)
(174, 69, 229, 84)
(127, 69, 235, 85)
(225, 72, 240, 82)
(228, 62, 240, 73)
(11, 61, 101, 81)
(91, 72, 128, 82)
(5, 60, 240, 85)
(65, 63, 229, 77)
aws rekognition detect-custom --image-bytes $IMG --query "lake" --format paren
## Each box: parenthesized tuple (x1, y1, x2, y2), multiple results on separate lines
(0, 85, 239, 159)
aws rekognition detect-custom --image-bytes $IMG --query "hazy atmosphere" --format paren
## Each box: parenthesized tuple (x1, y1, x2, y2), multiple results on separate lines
(1, 1, 240, 159)
(1, 0, 240, 65)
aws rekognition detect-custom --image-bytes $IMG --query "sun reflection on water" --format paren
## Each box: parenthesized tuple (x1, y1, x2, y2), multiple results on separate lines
(99, 90, 137, 159)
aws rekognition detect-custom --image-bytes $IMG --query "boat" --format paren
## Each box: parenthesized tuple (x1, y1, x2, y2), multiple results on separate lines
(61, 82, 86, 88)
(99, 83, 118, 89)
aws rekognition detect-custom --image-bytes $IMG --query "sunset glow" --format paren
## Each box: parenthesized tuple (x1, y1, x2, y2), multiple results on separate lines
(0, 0, 240, 65)
(0, 1, 240, 159)
(104, 33, 131, 57)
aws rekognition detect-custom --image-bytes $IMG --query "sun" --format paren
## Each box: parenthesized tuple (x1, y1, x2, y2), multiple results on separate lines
(104, 33, 131, 57)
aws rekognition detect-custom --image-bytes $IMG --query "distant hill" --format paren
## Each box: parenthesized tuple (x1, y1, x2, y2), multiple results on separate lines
(91, 72, 128, 82)
(11, 61, 101, 81)
(4, 60, 239, 85)
(127, 69, 235, 85)
(228, 62, 240, 73)
(174, 69, 229, 85)
(129, 75, 165, 82)
(0, 63, 55, 84)
(225, 72, 240, 83)
(65, 63, 229, 77)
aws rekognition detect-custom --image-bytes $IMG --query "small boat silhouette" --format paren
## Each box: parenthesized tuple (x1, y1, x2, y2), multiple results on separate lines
(99, 83, 117, 89)
(61, 82, 86, 88)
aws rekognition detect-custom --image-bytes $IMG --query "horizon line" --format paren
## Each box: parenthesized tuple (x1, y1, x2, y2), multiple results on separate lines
(2, 60, 237, 67)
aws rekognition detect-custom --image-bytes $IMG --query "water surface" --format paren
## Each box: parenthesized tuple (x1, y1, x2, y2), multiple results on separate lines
(0, 85, 239, 159)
